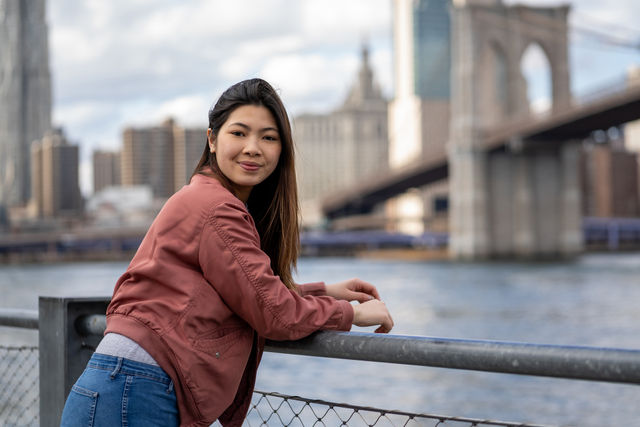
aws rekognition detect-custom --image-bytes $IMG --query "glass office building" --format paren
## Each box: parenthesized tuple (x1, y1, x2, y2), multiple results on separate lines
(412, 0, 451, 100)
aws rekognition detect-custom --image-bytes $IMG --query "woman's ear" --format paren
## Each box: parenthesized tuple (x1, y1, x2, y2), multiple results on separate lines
(207, 128, 215, 153)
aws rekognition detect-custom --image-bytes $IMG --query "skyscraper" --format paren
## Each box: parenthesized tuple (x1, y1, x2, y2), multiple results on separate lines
(120, 119, 205, 199)
(412, 0, 451, 100)
(121, 120, 175, 199)
(390, 0, 451, 168)
(0, 0, 52, 215)
(388, 0, 452, 234)
(30, 129, 82, 218)
(173, 127, 205, 191)
(93, 150, 121, 193)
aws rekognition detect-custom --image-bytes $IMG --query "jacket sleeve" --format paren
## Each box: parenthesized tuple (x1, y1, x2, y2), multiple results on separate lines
(198, 201, 353, 340)
(298, 282, 327, 297)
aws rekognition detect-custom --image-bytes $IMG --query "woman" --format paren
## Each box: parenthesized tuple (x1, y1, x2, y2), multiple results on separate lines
(61, 78, 393, 426)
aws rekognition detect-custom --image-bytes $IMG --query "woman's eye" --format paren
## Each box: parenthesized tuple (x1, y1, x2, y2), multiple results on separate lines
(264, 135, 278, 141)
(231, 131, 244, 137)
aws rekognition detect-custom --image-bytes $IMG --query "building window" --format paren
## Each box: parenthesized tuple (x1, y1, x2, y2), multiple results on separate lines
(434, 196, 448, 213)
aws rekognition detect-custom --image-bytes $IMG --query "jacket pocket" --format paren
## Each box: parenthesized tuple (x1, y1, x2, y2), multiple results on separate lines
(191, 327, 250, 358)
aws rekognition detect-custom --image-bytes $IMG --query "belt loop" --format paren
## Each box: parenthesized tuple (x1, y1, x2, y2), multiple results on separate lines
(166, 380, 174, 394)
(110, 357, 123, 379)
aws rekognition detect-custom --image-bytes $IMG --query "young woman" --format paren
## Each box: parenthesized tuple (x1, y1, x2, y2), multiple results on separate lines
(60, 78, 393, 427)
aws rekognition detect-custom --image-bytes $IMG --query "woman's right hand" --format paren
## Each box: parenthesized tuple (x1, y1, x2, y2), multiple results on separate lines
(352, 299, 394, 333)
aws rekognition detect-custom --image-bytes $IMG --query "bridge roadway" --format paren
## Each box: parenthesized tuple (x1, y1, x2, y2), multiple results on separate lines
(323, 82, 640, 219)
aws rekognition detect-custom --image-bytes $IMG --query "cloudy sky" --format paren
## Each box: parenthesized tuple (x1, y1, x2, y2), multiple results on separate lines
(45, 0, 640, 193)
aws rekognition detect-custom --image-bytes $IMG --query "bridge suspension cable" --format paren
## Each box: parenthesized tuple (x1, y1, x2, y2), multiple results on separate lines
(571, 24, 640, 51)
(475, 6, 640, 52)
(572, 10, 640, 49)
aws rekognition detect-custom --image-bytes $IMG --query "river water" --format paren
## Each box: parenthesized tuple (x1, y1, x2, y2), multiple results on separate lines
(1, 253, 640, 426)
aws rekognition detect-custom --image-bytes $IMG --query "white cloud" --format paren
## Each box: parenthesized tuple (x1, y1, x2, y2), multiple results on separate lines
(300, 0, 391, 44)
(144, 95, 211, 127)
(259, 52, 359, 114)
(53, 102, 113, 130)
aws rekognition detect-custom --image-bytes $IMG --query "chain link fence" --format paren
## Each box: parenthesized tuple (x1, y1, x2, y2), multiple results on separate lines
(1, 344, 555, 427)
(245, 391, 552, 427)
(0, 346, 39, 427)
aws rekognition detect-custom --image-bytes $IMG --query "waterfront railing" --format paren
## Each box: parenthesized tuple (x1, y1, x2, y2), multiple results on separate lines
(2, 297, 640, 426)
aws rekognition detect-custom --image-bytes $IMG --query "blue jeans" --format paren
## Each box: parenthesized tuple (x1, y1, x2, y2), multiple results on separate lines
(60, 353, 179, 426)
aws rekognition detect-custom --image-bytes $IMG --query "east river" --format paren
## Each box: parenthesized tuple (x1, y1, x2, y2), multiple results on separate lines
(1, 253, 640, 426)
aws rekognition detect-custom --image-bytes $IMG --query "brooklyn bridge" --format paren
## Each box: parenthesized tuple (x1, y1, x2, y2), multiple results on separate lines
(322, 2, 640, 259)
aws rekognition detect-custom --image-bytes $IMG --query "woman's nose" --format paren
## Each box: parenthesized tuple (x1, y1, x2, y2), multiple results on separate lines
(243, 136, 261, 155)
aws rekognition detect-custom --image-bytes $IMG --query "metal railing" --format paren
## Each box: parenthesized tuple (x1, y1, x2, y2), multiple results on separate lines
(69, 311, 640, 384)
(583, 216, 640, 251)
(0, 346, 555, 427)
(2, 298, 640, 426)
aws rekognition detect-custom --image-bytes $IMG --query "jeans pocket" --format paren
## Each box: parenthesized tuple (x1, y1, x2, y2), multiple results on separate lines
(60, 385, 99, 427)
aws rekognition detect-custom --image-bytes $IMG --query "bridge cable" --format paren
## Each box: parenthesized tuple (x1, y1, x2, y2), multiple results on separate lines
(466, 6, 640, 52)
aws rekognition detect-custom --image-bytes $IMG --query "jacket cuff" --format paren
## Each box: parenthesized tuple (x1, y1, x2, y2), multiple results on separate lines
(338, 300, 354, 331)
(298, 282, 326, 297)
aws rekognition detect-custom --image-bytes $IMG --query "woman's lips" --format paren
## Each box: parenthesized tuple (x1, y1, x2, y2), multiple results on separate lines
(239, 161, 260, 171)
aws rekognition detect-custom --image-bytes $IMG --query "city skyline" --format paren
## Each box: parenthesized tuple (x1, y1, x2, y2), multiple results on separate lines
(45, 0, 640, 194)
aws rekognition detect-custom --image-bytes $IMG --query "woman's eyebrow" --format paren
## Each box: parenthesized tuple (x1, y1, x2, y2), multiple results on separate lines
(227, 122, 250, 129)
(227, 122, 278, 133)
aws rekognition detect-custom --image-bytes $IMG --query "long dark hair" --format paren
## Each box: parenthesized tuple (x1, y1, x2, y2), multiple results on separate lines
(192, 79, 299, 291)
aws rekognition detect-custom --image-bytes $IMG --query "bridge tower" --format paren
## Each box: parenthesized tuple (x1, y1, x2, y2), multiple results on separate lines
(449, 0, 582, 258)
(0, 0, 52, 225)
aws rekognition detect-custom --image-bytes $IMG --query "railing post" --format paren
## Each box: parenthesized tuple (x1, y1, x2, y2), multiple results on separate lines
(38, 296, 110, 427)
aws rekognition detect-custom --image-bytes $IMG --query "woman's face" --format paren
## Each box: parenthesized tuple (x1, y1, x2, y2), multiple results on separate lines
(208, 104, 282, 202)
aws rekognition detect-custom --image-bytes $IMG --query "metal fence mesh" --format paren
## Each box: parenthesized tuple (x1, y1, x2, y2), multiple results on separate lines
(245, 391, 552, 427)
(0, 346, 39, 427)
(0, 345, 553, 427)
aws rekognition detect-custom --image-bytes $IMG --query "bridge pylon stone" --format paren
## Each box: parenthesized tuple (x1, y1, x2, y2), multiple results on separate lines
(448, 0, 580, 260)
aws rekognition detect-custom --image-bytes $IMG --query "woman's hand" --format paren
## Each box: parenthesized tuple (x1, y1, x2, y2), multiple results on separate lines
(325, 278, 380, 303)
(353, 299, 394, 333)
(326, 278, 393, 333)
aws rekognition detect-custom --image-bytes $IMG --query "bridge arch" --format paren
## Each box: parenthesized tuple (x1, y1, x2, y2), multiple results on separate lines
(519, 41, 552, 116)
(511, 6, 572, 113)
(468, 3, 571, 129)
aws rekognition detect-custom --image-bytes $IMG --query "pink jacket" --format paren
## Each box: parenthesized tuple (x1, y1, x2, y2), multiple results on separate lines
(105, 173, 354, 426)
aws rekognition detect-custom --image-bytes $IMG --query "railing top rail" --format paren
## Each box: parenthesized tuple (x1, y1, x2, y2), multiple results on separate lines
(0, 308, 38, 329)
(4, 308, 640, 386)
(70, 313, 640, 386)
(266, 330, 640, 385)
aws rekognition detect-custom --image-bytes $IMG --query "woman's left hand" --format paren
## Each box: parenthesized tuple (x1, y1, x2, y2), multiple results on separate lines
(325, 278, 381, 303)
